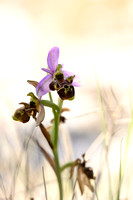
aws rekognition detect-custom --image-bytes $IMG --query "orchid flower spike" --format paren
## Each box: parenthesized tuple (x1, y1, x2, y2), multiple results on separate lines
(36, 47, 81, 98)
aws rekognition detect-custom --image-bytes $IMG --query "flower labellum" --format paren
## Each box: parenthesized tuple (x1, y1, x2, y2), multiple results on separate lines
(49, 75, 75, 100)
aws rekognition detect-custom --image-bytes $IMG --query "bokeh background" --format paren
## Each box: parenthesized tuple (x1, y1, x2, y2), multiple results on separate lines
(0, 0, 133, 199)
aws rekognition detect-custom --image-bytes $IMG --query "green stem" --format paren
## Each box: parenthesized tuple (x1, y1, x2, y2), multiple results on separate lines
(53, 111, 59, 148)
(49, 93, 63, 200)
(54, 98, 63, 147)
(60, 162, 75, 172)
(53, 148, 63, 200)
(58, 97, 63, 112)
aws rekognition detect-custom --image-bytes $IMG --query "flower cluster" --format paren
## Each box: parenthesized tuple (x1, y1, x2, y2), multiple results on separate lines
(36, 47, 81, 100)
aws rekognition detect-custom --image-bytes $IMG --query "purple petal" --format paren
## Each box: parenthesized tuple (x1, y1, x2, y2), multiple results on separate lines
(36, 74, 53, 97)
(72, 80, 82, 87)
(47, 47, 59, 73)
(41, 68, 52, 74)
(62, 70, 82, 87)
(62, 70, 75, 77)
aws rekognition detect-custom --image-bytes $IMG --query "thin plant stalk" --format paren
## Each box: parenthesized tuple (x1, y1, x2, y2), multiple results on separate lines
(94, 180, 99, 200)
(122, 87, 133, 173)
(53, 148, 63, 200)
(25, 150, 30, 199)
(0, 175, 8, 200)
(42, 166, 48, 200)
(71, 178, 77, 200)
(49, 92, 63, 200)
(118, 87, 133, 199)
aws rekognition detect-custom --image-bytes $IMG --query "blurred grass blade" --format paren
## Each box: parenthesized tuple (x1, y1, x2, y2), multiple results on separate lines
(0, 175, 8, 200)
(116, 139, 123, 200)
(122, 86, 133, 178)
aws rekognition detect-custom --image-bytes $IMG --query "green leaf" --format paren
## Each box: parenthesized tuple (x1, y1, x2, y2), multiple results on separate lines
(41, 100, 59, 111)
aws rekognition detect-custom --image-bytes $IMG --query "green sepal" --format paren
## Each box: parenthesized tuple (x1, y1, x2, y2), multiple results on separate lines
(27, 92, 38, 100)
(68, 96, 75, 101)
(12, 116, 19, 121)
(41, 100, 59, 112)
(56, 64, 62, 70)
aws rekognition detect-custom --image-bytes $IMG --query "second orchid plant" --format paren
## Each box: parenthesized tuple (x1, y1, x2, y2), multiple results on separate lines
(13, 47, 95, 200)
